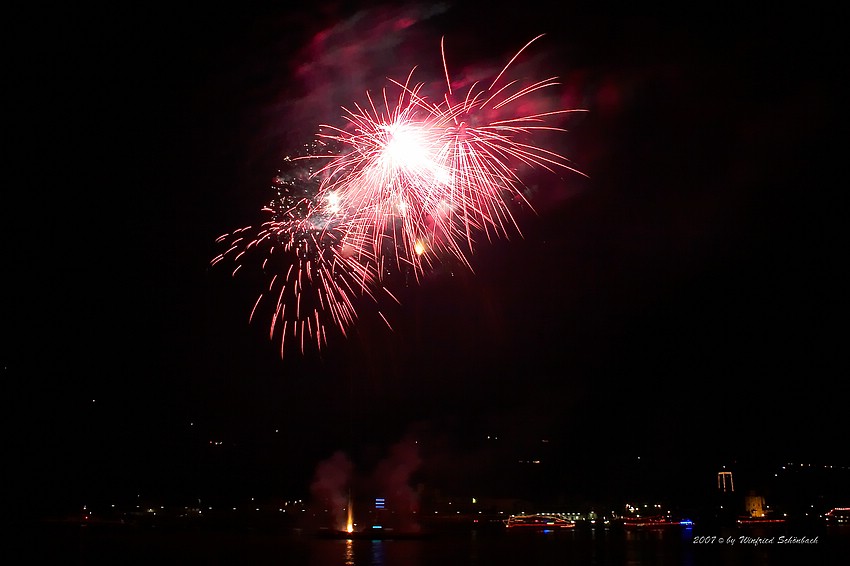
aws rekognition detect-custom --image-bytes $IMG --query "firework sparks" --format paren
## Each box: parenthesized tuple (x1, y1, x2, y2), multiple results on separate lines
(214, 35, 586, 358)
(211, 142, 380, 356)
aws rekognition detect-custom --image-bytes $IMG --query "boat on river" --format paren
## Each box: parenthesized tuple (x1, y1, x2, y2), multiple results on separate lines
(505, 514, 576, 531)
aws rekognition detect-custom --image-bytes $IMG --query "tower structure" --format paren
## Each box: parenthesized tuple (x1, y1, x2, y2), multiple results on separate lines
(717, 471, 734, 492)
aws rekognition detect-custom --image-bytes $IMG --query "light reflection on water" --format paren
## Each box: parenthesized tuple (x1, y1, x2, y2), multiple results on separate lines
(64, 523, 850, 565)
(303, 526, 850, 566)
(317, 538, 409, 566)
(371, 540, 385, 566)
(313, 531, 650, 566)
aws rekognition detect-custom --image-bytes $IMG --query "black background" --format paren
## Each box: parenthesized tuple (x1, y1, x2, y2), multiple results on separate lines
(6, 1, 845, 517)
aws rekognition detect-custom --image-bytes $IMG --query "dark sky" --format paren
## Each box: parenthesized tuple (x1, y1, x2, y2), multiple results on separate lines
(6, 2, 845, 515)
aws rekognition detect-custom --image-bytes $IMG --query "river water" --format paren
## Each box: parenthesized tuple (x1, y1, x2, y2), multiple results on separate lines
(23, 522, 850, 565)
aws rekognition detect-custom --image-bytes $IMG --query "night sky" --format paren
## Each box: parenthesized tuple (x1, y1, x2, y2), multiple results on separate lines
(7, 2, 845, 517)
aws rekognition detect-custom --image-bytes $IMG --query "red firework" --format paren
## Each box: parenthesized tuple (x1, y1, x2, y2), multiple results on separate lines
(214, 35, 586, 357)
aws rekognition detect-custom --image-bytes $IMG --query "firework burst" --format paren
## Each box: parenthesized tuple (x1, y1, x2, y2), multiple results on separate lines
(214, 34, 586, 358)
(211, 142, 381, 355)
